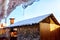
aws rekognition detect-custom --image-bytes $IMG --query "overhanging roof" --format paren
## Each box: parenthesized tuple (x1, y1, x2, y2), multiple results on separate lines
(8, 14, 53, 27)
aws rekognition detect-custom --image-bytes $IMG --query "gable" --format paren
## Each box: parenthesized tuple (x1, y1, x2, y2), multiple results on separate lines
(40, 14, 59, 25)
(40, 17, 50, 23)
(50, 18, 55, 24)
(39, 15, 60, 31)
(49, 14, 59, 25)
(50, 17, 60, 31)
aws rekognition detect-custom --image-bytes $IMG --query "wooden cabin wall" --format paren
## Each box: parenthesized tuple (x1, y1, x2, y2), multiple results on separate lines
(50, 28, 60, 40)
(39, 17, 60, 40)
(39, 22, 50, 40)
(17, 24, 40, 40)
(50, 17, 60, 40)
(39, 17, 50, 40)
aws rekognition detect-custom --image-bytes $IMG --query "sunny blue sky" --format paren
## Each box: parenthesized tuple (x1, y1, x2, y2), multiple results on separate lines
(1, 0, 60, 26)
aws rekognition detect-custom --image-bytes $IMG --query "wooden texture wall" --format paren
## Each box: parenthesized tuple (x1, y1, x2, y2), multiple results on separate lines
(39, 17, 60, 40)
(17, 24, 40, 40)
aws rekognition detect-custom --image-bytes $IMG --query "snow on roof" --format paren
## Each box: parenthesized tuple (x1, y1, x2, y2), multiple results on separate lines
(8, 14, 51, 27)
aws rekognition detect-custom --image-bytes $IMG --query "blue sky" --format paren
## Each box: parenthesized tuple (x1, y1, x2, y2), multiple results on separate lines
(1, 0, 60, 26)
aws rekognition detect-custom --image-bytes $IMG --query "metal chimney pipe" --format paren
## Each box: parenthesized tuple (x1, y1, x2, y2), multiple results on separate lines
(10, 18, 15, 24)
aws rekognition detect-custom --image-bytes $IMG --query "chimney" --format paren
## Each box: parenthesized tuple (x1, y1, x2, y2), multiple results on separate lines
(10, 18, 15, 24)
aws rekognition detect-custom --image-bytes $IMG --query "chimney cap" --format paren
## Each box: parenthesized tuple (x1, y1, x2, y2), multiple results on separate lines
(10, 18, 15, 20)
